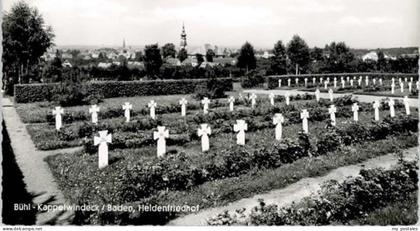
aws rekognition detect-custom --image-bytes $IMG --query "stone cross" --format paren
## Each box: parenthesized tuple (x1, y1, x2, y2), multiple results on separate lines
(400, 82, 404, 93)
(328, 105, 337, 126)
(416, 81, 419, 90)
(399, 78, 402, 83)
(373, 78, 376, 85)
(408, 82, 412, 93)
(404, 77, 408, 83)
(346, 76, 350, 82)
(352, 103, 359, 121)
(89, 104, 100, 124)
(249, 93, 257, 108)
(273, 113, 284, 141)
(388, 99, 395, 117)
(300, 109, 309, 134)
(358, 78, 362, 86)
(327, 77, 330, 83)
(315, 89, 320, 102)
(373, 101, 380, 121)
(228, 96, 235, 111)
(288, 78, 291, 87)
(333, 77, 337, 88)
(122, 102, 132, 122)
(304, 78, 308, 87)
(328, 89, 334, 102)
(278, 79, 282, 88)
(234, 120, 248, 145)
(197, 124, 211, 152)
(179, 98, 188, 116)
(295, 78, 299, 86)
(269, 93, 275, 106)
(201, 97, 211, 114)
(379, 78, 383, 85)
(285, 91, 290, 105)
(410, 77, 413, 82)
(350, 79, 354, 87)
(320, 77, 323, 83)
(312, 77, 316, 85)
(94, 130, 112, 169)
(153, 126, 169, 157)
(391, 82, 395, 94)
(148, 100, 157, 119)
(324, 81, 328, 90)
(403, 96, 410, 115)
(341, 79, 345, 88)
(391, 78, 395, 86)
(365, 76, 369, 86)
(52, 106, 64, 130)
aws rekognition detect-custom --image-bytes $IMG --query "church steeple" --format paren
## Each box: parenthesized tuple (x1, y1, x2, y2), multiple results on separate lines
(180, 23, 187, 50)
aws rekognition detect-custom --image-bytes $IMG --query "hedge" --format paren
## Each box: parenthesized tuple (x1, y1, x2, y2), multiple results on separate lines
(14, 78, 233, 103)
(267, 73, 419, 89)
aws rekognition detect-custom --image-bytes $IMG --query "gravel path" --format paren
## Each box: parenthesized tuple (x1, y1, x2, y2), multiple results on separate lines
(168, 147, 418, 225)
(2, 97, 80, 225)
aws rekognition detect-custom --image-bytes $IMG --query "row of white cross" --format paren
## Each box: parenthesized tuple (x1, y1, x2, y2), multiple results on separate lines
(91, 96, 411, 169)
(278, 76, 419, 92)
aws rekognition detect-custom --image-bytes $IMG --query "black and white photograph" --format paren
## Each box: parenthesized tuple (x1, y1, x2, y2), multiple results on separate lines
(1, 0, 419, 229)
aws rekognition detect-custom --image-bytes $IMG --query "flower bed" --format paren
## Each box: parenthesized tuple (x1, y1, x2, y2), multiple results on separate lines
(207, 160, 418, 225)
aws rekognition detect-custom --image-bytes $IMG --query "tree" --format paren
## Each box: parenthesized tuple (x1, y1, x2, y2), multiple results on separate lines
(143, 44, 162, 79)
(134, 51, 144, 62)
(237, 42, 256, 72)
(269, 40, 287, 75)
(178, 48, 188, 62)
(3, 1, 54, 85)
(310, 47, 324, 62)
(377, 50, 387, 72)
(195, 54, 204, 66)
(206, 49, 215, 62)
(162, 43, 176, 58)
(286, 35, 310, 74)
(324, 42, 355, 73)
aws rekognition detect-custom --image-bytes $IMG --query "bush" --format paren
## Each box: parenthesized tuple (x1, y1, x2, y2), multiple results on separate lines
(50, 80, 104, 106)
(14, 78, 233, 103)
(241, 73, 265, 89)
(193, 77, 233, 99)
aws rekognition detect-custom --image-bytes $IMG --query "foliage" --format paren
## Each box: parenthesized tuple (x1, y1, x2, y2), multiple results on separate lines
(237, 42, 257, 72)
(241, 71, 265, 88)
(144, 44, 163, 78)
(286, 35, 311, 74)
(161, 43, 176, 59)
(206, 49, 215, 62)
(269, 41, 287, 75)
(177, 48, 188, 62)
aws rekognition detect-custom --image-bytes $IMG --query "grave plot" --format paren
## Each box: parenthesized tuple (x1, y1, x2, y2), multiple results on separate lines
(271, 75, 419, 98)
(207, 160, 418, 226)
(23, 92, 416, 225)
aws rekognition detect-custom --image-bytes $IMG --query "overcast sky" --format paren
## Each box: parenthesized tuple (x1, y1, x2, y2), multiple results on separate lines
(2, 0, 420, 49)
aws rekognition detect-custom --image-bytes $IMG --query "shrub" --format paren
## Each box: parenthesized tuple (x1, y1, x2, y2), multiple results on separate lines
(193, 77, 233, 99)
(241, 73, 265, 89)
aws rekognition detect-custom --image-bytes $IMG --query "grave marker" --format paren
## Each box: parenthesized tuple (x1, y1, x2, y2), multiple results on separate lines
(94, 130, 112, 169)
(285, 91, 290, 105)
(52, 106, 64, 130)
(153, 126, 169, 157)
(228, 96, 235, 111)
(373, 101, 380, 121)
(269, 93, 275, 106)
(278, 79, 282, 88)
(400, 82, 404, 93)
(179, 98, 188, 116)
(352, 103, 359, 121)
(328, 89, 334, 102)
(122, 102, 132, 122)
(197, 124, 211, 152)
(89, 105, 100, 124)
(388, 99, 395, 117)
(300, 109, 309, 134)
(273, 113, 284, 141)
(328, 105, 337, 126)
(391, 82, 395, 94)
(315, 89, 320, 102)
(234, 120, 248, 145)
(288, 78, 291, 87)
(148, 100, 157, 119)
(408, 82, 412, 93)
(201, 97, 211, 114)
(249, 93, 257, 108)
(403, 96, 410, 115)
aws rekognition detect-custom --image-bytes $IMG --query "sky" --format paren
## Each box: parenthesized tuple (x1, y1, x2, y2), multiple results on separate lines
(2, 0, 420, 49)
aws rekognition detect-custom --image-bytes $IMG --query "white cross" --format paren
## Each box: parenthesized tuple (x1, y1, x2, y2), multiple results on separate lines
(201, 97, 211, 114)
(249, 93, 257, 108)
(404, 77, 408, 83)
(365, 76, 369, 86)
(234, 120, 248, 145)
(153, 126, 169, 157)
(295, 78, 299, 86)
(197, 124, 211, 152)
(324, 81, 328, 90)
(358, 78, 362, 86)
(408, 82, 412, 93)
(399, 78, 402, 83)
(333, 77, 337, 88)
(273, 113, 284, 141)
(320, 77, 323, 83)
(52, 106, 64, 130)
(379, 78, 383, 85)
(300, 109, 309, 134)
(328, 89, 334, 102)
(94, 130, 112, 169)
(350, 79, 354, 87)
(228, 96, 235, 111)
(288, 78, 291, 87)
(400, 82, 404, 93)
(148, 100, 157, 119)
(278, 79, 282, 88)
(269, 93, 275, 106)
(373, 101, 380, 121)
(122, 102, 132, 122)
(403, 96, 410, 115)
(312, 77, 316, 85)
(391, 82, 395, 94)
(179, 98, 188, 116)
(388, 99, 395, 117)
(327, 77, 330, 83)
(304, 78, 308, 87)
(89, 105, 100, 124)
(328, 105, 337, 126)
(416, 81, 419, 90)
(315, 89, 320, 102)
(373, 78, 376, 85)
(352, 103, 359, 121)
(341, 79, 345, 88)
(285, 91, 290, 105)
(346, 76, 350, 82)
(410, 77, 413, 82)
(391, 78, 395, 85)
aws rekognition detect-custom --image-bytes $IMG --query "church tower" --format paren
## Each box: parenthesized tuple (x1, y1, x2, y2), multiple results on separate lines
(180, 23, 187, 50)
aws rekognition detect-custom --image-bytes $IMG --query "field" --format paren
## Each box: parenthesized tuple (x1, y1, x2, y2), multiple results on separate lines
(14, 87, 419, 225)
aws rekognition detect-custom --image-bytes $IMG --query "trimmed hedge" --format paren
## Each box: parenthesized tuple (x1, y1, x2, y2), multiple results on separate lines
(14, 78, 233, 103)
(267, 73, 419, 89)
